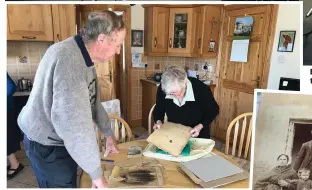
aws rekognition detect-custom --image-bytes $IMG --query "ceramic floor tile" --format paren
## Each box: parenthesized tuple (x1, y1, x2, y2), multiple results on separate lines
(10, 166, 36, 184)
(28, 177, 38, 187)
(7, 180, 27, 188)
(18, 157, 31, 167)
(23, 184, 38, 188)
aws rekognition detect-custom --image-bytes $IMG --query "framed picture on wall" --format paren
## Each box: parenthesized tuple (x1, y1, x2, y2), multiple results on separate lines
(131, 30, 143, 47)
(277, 31, 296, 52)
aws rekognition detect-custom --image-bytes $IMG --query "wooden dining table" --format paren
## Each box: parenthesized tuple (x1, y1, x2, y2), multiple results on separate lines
(79, 140, 249, 188)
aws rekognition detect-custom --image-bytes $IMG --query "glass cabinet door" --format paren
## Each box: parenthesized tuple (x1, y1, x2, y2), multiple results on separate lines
(168, 8, 193, 54)
(173, 13, 188, 49)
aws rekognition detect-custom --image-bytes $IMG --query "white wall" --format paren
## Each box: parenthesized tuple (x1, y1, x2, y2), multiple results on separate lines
(131, 5, 144, 54)
(267, 4, 301, 89)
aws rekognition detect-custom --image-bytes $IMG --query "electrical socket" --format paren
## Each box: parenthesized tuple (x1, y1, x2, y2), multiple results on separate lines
(155, 63, 160, 70)
(207, 65, 213, 72)
(201, 65, 213, 72)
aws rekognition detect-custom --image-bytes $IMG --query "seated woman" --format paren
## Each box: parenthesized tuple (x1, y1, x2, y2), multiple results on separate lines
(254, 154, 298, 190)
(153, 66, 219, 139)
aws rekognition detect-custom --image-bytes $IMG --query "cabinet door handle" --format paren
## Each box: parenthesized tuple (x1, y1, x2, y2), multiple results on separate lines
(154, 37, 157, 47)
(22, 36, 36, 40)
(169, 38, 172, 48)
(198, 38, 201, 48)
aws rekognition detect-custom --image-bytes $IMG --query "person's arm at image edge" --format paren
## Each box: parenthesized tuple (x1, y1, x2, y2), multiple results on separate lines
(7, 73, 17, 96)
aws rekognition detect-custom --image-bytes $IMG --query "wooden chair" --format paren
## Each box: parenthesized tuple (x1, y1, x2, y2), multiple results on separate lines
(97, 114, 133, 152)
(225, 112, 253, 171)
(148, 104, 168, 135)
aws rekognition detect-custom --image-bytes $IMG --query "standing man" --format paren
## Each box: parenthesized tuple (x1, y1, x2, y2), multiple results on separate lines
(294, 130, 312, 180)
(18, 11, 126, 188)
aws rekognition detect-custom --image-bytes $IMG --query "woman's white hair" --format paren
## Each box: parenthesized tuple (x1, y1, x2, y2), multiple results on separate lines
(161, 66, 187, 94)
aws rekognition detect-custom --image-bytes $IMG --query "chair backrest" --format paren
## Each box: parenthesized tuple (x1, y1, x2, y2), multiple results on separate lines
(97, 114, 133, 152)
(148, 104, 168, 135)
(225, 112, 253, 160)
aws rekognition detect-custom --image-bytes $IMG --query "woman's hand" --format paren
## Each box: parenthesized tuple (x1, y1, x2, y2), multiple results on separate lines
(153, 120, 163, 130)
(278, 180, 289, 187)
(190, 124, 203, 137)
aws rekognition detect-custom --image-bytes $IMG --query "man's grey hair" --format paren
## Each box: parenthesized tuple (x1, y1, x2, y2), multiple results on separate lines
(161, 66, 187, 94)
(81, 11, 125, 44)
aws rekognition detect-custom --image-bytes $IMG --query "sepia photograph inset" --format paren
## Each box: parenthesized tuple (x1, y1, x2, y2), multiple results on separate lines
(252, 91, 312, 190)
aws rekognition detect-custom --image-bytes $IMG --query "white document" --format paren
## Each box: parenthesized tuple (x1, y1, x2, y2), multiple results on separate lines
(131, 53, 144, 68)
(230, 40, 250, 62)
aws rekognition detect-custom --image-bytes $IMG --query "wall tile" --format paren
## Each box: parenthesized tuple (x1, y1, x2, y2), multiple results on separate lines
(7, 41, 51, 82)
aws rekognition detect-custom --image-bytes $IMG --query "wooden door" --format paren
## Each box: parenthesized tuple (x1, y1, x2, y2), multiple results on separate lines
(7, 5, 54, 41)
(192, 6, 205, 55)
(78, 5, 117, 102)
(201, 5, 222, 58)
(214, 5, 278, 142)
(168, 8, 193, 54)
(144, 7, 169, 53)
(52, 5, 76, 42)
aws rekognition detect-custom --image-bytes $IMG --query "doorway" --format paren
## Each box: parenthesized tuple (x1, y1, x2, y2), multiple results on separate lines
(213, 5, 279, 142)
(291, 123, 312, 167)
(76, 5, 131, 120)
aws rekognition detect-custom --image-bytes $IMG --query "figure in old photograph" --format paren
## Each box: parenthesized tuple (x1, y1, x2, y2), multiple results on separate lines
(287, 168, 312, 190)
(254, 154, 298, 190)
(293, 133, 312, 179)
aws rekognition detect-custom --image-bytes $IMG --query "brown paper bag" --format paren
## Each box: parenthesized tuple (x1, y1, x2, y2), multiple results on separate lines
(146, 122, 192, 157)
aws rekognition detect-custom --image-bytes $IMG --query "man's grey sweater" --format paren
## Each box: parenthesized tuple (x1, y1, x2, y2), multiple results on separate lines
(18, 35, 113, 180)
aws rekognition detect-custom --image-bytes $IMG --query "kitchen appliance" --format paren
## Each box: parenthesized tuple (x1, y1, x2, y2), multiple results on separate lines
(17, 78, 32, 92)
(154, 73, 163, 82)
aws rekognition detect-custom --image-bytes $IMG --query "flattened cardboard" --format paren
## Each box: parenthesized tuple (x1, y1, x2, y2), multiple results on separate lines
(181, 155, 244, 182)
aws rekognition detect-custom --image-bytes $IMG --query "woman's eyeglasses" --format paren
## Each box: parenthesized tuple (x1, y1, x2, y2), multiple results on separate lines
(166, 83, 187, 97)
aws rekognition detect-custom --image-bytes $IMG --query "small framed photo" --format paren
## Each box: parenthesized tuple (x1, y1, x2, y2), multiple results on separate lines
(208, 41, 215, 52)
(131, 30, 143, 47)
(277, 31, 296, 52)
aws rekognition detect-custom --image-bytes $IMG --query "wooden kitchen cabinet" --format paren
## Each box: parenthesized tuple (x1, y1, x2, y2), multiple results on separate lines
(168, 8, 193, 55)
(7, 5, 54, 41)
(144, 7, 170, 55)
(52, 5, 76, 42)
(143, 5, 222, 58)
(141, 79, 159, 130)
(191, 6, 205, 56)
(201, 5, 222, 58)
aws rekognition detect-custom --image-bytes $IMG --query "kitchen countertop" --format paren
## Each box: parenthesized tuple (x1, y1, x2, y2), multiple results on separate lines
(13, 91, 31, 96)
(140, 78, 160, 86)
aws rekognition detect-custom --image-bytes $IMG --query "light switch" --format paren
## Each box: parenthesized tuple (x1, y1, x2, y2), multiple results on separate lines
(283, 81, 288, 86)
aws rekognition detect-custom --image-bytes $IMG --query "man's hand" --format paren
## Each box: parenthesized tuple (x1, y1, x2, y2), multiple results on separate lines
(92, 177, 107, 188)
(190, 124, 203, 137)
(104, 136, 120, 157)
(153, 120, 163, 130)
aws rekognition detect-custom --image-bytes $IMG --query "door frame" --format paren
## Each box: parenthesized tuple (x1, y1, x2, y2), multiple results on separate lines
(212, 4, 279, 140)
(76, 5, 132, 121)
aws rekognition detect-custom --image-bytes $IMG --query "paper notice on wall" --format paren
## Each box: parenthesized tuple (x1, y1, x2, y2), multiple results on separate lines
(230, 16, 254, 63)
(230, 40, 250, 62)
(132, 53, 145, 68)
